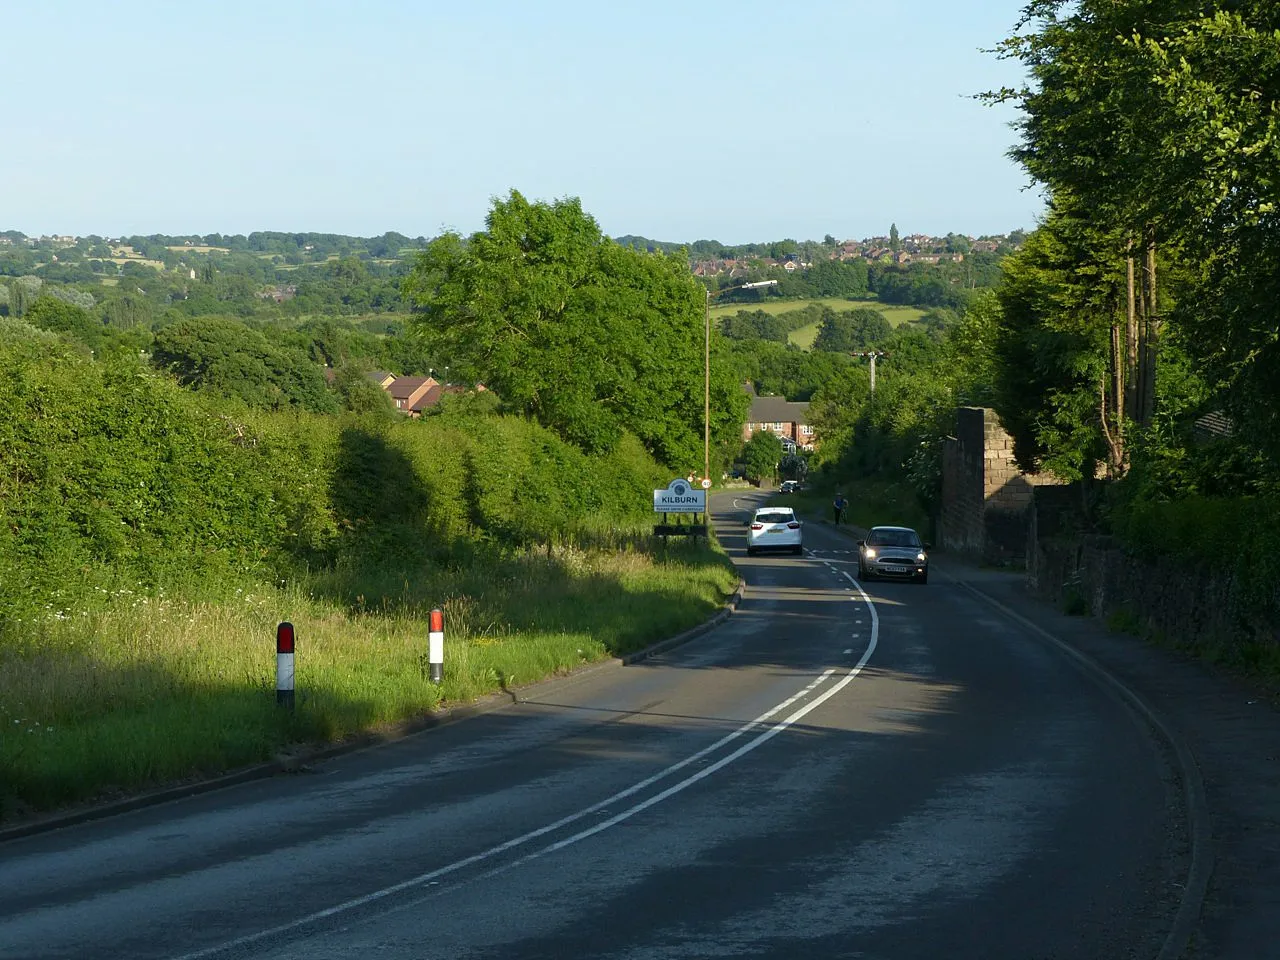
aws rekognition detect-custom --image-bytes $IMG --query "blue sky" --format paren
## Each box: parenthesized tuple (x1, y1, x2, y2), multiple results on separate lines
(3, 1, 1044, 244)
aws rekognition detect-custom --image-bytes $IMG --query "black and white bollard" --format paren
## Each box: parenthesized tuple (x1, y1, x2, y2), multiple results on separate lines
(276, 621, 295, 709)
(428, 609, 444, 684)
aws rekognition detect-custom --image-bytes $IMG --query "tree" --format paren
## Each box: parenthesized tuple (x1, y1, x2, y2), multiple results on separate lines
(151, 316, 338, 414)
(23, 296, 103, 347)
(779, 452, 809, 481)
(101, 291, 155, 330)
(889, 223, 901, 255)
(402, 189, 747, 465)
(6, 280, 29, 318)
(331, 364, 396, 415)
(812, 308, 892, 353)
(806, 258, 869, 298)
(721, 309, 789, 343)
(989, 208, 1122, 480)
(743, 431, 783, 483)
(985, 0, 1280, 477)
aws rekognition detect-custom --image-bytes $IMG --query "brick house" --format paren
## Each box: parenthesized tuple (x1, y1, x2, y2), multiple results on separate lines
(386, 375, 439, 413)
(382, 375, 489, 417)
(742, 394, 816, 452)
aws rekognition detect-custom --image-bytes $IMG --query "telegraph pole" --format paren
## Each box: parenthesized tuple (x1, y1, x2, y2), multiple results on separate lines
(852, 350, 886, 394)
(703, 289, 711, 486)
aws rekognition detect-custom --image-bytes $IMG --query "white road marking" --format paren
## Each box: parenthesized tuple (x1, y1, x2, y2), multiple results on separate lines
(170, 582, 881, 960)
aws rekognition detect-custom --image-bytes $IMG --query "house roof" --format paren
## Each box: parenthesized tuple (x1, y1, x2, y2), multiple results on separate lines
(387, 375, 437, 400)
(748, 396, 810, 425)
(409, 383, 481, 413)
(409, 383, 445, 412)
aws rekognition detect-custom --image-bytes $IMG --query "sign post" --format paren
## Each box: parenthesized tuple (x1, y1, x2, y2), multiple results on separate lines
(653, 478, 708, 539)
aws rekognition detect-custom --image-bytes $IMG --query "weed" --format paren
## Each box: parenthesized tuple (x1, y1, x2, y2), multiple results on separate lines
(1106, 606, 1143, 636)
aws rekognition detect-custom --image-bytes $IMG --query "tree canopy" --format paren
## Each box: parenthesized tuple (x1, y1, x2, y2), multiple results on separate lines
(812, 308, 892, 354)
(403, 190, 747, 469)
(983, 0, 1280, 486)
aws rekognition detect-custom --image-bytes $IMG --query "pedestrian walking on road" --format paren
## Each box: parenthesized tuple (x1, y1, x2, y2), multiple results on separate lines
(833, 492, 848, 526)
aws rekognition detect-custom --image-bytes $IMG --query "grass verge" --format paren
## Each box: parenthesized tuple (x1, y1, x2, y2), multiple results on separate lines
(0, 538, 738, 822)
(1107, 610, 1280, 705)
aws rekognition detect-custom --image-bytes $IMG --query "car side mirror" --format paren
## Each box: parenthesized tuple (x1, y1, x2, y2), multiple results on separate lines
(857, 540, 866, 547)
(924, 542, 933, 550)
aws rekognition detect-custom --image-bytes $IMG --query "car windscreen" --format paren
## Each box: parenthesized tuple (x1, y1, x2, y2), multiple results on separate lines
(755, 512, 794, 524)
(868, 529, 921, 547)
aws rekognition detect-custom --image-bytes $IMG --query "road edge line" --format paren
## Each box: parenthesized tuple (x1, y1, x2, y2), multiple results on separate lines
(950, 574, 1212, 960)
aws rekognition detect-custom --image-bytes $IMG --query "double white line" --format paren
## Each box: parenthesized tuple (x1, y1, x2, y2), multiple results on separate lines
(175, 570, 879, 959)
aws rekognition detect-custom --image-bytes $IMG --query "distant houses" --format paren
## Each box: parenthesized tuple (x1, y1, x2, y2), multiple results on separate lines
(365, 371, 487, 417)
(691, 232, 1017, 279)
(742, 390, 816, 453)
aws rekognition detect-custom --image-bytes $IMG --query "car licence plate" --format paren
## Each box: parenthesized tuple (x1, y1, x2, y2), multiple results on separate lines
(882, 564, 909, 573)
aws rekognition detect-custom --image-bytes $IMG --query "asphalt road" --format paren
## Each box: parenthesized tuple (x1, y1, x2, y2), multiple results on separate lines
(0, 490, 1186, 960)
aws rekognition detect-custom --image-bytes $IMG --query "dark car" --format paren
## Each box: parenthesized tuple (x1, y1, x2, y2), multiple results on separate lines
(857, 526, 929, 584)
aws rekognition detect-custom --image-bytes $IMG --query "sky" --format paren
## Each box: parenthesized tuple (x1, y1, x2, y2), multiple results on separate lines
(2, 1, 1045, 245)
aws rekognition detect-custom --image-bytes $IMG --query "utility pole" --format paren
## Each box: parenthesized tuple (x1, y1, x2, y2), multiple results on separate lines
(703, 289, 710, 486)
(852, 350, 886, 394)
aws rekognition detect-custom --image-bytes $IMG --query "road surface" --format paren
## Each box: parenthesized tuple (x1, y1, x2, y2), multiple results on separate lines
(0, 490, 1185, 959)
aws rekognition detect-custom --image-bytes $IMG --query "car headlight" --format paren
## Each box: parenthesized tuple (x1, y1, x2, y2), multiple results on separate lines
(864, 548, 876, 559)
(916, 552, 926, 562)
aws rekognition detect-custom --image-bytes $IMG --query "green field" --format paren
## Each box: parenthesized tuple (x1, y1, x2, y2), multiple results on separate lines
(708, 296, 874, 320)
(165, 245, 230, 254)
(709, 297, 926, 349)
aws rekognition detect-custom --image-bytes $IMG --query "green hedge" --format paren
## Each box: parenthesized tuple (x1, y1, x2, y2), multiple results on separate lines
(1113, 494, 1280, 619)
(0, 319, 671, 622)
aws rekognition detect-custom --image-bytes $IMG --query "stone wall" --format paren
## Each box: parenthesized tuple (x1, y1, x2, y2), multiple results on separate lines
(1029, 527, 1257, 653)
(939, 408, 985, 555)
(939, 407, 1057, 563)
(1029, 485, 1280, 657)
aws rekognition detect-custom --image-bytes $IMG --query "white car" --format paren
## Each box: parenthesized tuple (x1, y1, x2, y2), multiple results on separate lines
(779, 480, 800, 494)
(747, 506, 803, 556)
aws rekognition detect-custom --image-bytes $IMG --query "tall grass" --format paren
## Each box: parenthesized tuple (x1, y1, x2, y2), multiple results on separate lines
(0, 539, 736, 819)
(0, 322, 739, 820)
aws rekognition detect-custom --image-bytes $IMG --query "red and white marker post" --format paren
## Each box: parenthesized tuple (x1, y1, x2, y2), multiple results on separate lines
(428, 609, 444, 684)
(276, 621, 295, 709)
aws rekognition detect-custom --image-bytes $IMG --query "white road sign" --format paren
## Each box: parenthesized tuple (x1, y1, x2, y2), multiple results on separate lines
(653, 478, 707, 513)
